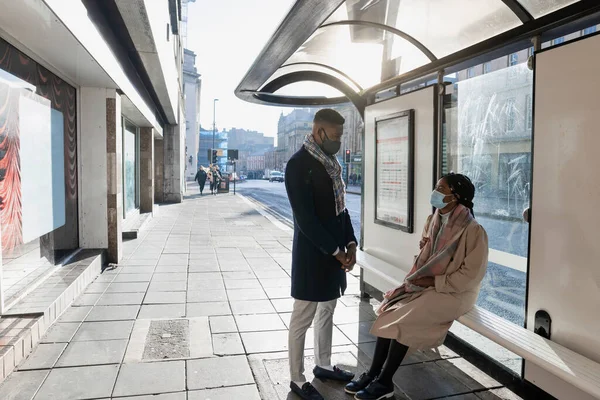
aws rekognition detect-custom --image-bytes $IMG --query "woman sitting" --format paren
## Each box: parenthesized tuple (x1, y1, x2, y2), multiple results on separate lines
(347, 173, 489, 400)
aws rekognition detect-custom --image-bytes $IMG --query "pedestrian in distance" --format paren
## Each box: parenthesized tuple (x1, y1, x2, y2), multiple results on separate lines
(213, 165, 222, 195)
(195, 166, 207, 195)
(207, 165, 214, 194)
(285, 108, 357, 400)
(345, 173, 488, 400)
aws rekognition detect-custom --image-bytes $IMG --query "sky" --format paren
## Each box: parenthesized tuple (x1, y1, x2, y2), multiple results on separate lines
(186, 0, 297, 139)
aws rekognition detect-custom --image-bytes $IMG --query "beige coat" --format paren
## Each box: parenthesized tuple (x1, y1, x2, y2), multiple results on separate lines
(370, 217, 488, 349)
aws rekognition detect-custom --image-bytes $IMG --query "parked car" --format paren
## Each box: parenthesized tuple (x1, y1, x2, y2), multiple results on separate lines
(269, 171, 284, 182)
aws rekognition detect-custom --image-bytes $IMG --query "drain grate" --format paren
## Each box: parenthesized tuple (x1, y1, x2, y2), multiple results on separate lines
(142, 319, 190, 360)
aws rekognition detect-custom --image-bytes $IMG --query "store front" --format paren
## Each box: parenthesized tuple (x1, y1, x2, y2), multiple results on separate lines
(123, 119, 140, 218)
(0, 37, 79, 308)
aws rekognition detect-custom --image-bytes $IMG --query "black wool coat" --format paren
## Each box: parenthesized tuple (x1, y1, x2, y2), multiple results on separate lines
(285, 147, 357, 302)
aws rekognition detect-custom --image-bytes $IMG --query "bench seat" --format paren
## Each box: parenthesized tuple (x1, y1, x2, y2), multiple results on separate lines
(356, 250, 600, 399)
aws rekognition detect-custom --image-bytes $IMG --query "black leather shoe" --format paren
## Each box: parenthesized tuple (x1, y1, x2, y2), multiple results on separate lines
(290, 381, 324, 400)
(313, 365, 355, 382)
(354, 379, 394, 399)
(345, 372, 374, 395)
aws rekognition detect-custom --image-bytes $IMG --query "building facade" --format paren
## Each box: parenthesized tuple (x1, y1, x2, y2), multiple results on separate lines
(0, 0, 188, 321)
(183, 49, 201, 179)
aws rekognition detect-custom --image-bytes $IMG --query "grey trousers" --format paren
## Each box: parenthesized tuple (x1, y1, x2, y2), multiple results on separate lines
(288, 298, 338, 382)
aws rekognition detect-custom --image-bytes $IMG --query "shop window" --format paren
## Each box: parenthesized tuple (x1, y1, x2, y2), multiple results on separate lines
(0, 38, 78, 305)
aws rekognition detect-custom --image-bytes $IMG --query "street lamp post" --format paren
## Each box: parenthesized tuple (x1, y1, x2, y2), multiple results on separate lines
(212, 98, 219, 152)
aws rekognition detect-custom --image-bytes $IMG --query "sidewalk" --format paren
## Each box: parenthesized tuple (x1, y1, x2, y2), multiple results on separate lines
(0, 193, 522, 400)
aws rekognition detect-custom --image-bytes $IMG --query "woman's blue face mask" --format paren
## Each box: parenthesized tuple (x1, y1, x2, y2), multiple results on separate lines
(430, 190, 449, 209)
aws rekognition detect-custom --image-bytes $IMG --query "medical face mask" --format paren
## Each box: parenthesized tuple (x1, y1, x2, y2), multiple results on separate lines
(319, 129, 341, 155)
(430, 190, 449, 209)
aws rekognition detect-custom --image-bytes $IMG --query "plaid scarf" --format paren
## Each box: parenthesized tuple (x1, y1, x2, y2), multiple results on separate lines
(303, 134, 346, 216)
(377, 205, 474, 314)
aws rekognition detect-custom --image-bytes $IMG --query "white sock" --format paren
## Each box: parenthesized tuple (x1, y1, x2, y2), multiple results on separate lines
(293, 380, 306, 387)
(319, 365, 335, 371)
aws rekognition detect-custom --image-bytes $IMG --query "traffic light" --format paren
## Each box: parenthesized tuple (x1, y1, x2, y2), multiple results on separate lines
(212, 149, 218, 164)
(229, 149, 239, 161)
(345, 149, 351, 163)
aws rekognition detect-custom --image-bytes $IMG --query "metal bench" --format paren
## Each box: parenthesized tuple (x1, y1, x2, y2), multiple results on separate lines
(356, 250, 600, 399)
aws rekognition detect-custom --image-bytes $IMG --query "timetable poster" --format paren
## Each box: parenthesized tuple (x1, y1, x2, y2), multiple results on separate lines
(375, 110, 414, 232)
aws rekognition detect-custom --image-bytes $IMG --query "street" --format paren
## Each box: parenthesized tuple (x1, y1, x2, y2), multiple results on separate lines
(231, 179, 527, 326)
(236, 179, 362, 235)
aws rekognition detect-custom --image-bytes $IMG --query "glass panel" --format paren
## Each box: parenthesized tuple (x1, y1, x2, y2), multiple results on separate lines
(443, 59, 533, 374)
(124, 126, 137, 215)
(326, 0, 521, 59)
(517, 0, 580, 18)
(273, 81, 344, 98)
(285, 25, 429, 89)
(0, 37, 78, 305)
(266, 63, 362, 92)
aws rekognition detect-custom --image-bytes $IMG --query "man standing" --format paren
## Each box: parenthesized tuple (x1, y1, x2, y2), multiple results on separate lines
(194, 167, 207, 195)
(285, 109, 357, 400)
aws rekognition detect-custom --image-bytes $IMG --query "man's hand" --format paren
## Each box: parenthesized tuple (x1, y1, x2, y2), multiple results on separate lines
(344, 243, 357, 272)
(410, 276, 435, 288)
(335, 251, 348, 267)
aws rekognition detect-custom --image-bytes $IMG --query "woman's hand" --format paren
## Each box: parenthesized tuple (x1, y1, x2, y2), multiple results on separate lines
(419, 237, 430, 250)
(411, 276, 435, 288)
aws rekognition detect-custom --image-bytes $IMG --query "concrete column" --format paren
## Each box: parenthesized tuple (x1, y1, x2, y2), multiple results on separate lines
(163, 124, 184, 203)
(79, 87, 109, 249)
(106, 93, 123, 263)
(140, 127, 154, 213)
(154, 138, 164, 203)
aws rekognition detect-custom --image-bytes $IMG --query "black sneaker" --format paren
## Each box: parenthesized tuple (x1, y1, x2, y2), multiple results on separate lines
(345, 372, 374, 395)
(354, 379, 394, 400)
(290, 381, 324, 400)
(313, 365, 355, 382)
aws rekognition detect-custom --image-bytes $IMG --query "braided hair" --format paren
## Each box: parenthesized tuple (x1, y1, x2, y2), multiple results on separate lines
(443, 173, 476, 216)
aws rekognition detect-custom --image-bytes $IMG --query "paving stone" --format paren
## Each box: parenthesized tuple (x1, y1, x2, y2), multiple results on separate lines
(224, 279, 262, 289)
(221, 271, 255, 280)
(209, 316, 238, 334)
(56, 340, 127, 367)
(187, 289, 228, 303)
(41, 322, 81, 343)
(188, 263, 220, 272)
(226, 289, 268, 301)
(336, 322, 377, 344)
(188, 272, 223, 280)
(112, 273, 153, 283)
(139, 304, 186, 319)
(230, 300, 275, 315)
(393, 362, 471, 400)
(113, 360, 186, 397)
(188, 279, 225, 291)
(84, 282, 110, 293)
(19, 343, 66, 370)
(97, 292, 145, 306)
(257, 278, 291, 288)
(186, 302, 231, 317)
(187, 355, 254, 390)
(155, 264, 188, 273)
(35, 364, 119, 400)
(72, 321, 133, 342)
(212, 333, 245, 355)
(0, 370, 49, 400)
(105, 282, 149, 293)
(241, 330, 288, 353)
(332, 306, 377, 325)
(152, 273, 188, 282)
(117, 266, 156, 274)
(85, 305, 140, 321)
(117, 393, 186, 400)
(72, 293, 102, 306)
(144, 291, 187, 304)
(141, 319, 189, 360)
(58, 306, 92, 322)
(271, 298, 295, 313)
(188, 384, 261, 400)
(476, 388, 523, 400)
(235, 313, 286, 332)
(264, 286, 292, 299)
